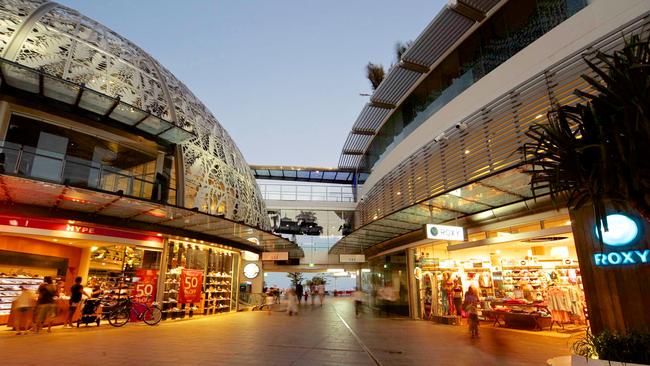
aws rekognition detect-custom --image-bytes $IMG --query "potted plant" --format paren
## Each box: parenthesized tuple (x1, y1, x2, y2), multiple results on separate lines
(571, 330, 650, 365)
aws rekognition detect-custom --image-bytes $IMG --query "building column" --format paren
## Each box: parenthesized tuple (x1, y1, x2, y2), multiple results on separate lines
(78, 247, 91, 284)
(406, 248, 418, 320)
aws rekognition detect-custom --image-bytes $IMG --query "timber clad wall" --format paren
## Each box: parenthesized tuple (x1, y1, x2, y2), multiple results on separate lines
(570, 205, 650, 334)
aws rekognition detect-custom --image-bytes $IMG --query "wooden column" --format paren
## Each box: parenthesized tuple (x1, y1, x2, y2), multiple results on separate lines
(570, 205, 650, 334)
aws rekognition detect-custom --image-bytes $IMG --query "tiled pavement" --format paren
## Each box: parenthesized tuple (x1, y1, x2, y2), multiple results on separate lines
(0, 298, 575, 365)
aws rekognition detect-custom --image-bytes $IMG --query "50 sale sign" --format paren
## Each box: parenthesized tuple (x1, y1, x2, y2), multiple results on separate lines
(132, 269, 158, 305)
(179, 269, 203, 304)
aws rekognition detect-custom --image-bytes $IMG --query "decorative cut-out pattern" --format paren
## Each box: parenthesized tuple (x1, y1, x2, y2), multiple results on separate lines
(0, 1, 270, 230)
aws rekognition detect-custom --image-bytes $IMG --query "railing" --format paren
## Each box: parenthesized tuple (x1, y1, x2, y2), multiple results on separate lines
(356, 12, 650, 226)
(0, 141, 175, 203)
(258, 183, 355, 203)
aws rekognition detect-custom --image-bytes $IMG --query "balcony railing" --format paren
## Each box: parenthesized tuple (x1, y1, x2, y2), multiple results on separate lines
(0, 141, 174, 203)
(258, 183, 355, 202)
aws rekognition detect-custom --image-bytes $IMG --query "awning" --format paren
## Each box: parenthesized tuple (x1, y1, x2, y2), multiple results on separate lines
(0, 174, 303, 257)
(329, 167, 547, 254)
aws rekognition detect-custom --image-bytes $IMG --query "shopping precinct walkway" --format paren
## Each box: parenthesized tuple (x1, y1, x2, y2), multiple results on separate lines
(0, 298, 573, 366)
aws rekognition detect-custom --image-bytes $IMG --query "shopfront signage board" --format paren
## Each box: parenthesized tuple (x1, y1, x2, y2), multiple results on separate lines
(179, 269, 203, 304)
(593, 214, 649, 267)
(425, 224, 466, 241)
(262, 252, 288, 261)
(339, 254, 365, 263)
(0, 215, 163, 246)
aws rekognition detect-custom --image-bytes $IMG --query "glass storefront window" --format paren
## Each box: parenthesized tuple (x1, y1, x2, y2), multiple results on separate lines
(368, 251, 409, 316)
(161, 240, 237, 320)
(3, 114, 166, 201)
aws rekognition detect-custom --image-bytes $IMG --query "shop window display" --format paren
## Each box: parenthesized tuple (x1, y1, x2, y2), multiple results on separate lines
(413, 226, 587, 332)
(161, 241, 235, 321)
(87, 245, 161, 317)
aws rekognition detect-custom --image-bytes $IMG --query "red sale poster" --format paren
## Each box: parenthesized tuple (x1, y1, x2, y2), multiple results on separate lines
(179, 269, 203, 304)
(132, 269, 158, 305)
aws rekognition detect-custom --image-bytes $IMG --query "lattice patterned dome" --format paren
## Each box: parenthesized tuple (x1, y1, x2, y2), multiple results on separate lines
(0, 0, 270, 230)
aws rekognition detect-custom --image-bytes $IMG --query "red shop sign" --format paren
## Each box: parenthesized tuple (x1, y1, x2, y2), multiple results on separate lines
(179, 269, 203, 304)
(0, 215, 163, 244)
(132, 269, 158, 306)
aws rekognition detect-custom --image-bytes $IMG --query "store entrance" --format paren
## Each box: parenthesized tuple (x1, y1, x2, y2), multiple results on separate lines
(413, 217, 588, 336)
(0, 228, 163, 326)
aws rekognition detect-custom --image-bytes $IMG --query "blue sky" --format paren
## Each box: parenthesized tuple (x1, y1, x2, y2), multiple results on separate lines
(56, 1, 445, 167)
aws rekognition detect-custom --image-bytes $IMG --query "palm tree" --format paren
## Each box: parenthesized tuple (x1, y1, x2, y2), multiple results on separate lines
(523, 34, 650, 235)
(366, 62, 385, 90)
(395, 40, 413, 62)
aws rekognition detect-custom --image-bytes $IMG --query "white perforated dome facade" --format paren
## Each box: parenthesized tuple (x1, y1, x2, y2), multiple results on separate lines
(0, 0, 270, 230)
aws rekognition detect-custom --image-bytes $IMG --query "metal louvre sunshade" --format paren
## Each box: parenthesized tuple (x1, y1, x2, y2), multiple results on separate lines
(352, 104, 392, 132)
(329, 167, 541, 254)
(371, 66, 423, 106)
(461, 0, 501, 13)
(0, 174, 301, 255)
(401, 8, 475, 68)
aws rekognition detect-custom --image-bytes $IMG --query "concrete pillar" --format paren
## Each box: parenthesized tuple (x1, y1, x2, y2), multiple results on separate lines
(406, 248, 418, 320)
(0, 101, 11, 140)
(78, 247, 91, 285)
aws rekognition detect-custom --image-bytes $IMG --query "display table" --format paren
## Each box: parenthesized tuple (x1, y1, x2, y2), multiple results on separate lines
(5, 299, 76, 329)
(483, 302, 552, 331)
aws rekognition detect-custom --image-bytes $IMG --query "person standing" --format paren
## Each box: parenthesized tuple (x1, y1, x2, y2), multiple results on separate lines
(286, 288, 298, 316)
(295, 282, 304, 305)
(65, 276, 87, 328)
(452, 278, 463, 325)
(310, 284, 316, 305)
(463, 285, 480, 338)
(352, 287, 364, 317)
(13, 286, 35, 335)
(317, 283, 325, 307)
(35, 276, 57, 333)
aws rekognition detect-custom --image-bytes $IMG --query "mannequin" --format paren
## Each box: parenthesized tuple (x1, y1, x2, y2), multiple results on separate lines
(441, 272, 454, 316)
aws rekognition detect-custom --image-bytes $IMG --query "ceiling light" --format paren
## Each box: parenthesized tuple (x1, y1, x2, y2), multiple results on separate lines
(535, 114, 544, 119)
(361, 269, 371, 273)
(156, 233, 162, 237)
(52, 239, 58, 242)
(90, 246, 98, 252)
(464, 150, 470, 155)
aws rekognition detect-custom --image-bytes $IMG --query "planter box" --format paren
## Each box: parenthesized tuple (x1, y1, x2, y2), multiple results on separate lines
(572, 355, 649, 366)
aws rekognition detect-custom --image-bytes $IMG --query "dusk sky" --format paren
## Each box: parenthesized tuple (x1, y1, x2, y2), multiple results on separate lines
(56, 1, 445, 167)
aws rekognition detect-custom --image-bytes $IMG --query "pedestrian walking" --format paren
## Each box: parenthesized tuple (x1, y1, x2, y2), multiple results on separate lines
(34, 276, 57, 333)
(286, 288, 298, 316)
(295, 282, 303, 305)
(13, 286, 35, 335)
(65, 276, 88, 328)
(352, 287, 364, 317)
(310, 284, 316, 305)
(463, 285, 480, 338)
(303, 291, 308, 303)
(265, 291, 275, 315)
(317, 283, 325, 307)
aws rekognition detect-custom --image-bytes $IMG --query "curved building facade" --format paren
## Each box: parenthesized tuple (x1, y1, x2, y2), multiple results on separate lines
(0, 0, 268, 230)
(333, 0, 650, 329)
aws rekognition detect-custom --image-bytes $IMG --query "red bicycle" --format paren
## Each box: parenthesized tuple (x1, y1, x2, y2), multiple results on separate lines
(107, 297, 162, 327)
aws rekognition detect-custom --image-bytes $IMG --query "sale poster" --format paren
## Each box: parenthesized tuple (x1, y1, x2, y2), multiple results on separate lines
(132, 269, 158, 305)
(179, 269, 203, 304)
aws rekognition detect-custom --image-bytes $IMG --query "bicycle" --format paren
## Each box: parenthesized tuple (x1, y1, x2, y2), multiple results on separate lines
(107, 297, 162, 327)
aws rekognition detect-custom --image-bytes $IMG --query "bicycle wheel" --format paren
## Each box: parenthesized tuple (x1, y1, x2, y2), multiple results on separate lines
(108, 308, 130, 327)
(142, 306, 162, 325)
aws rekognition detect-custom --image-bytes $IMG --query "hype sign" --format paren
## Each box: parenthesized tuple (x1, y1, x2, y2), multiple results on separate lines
(593, 214, 649, 266)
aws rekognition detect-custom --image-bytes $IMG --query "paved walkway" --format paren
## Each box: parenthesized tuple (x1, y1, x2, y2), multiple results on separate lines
(0, 298, 575, 366)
